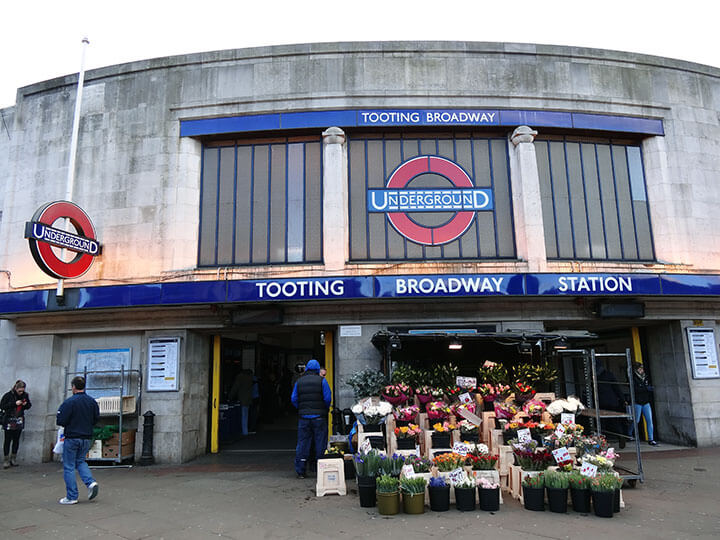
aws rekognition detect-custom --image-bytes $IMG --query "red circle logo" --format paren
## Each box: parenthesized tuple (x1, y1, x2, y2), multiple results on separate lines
(385, 156, 476, 246)
(25, 201, 101, 279)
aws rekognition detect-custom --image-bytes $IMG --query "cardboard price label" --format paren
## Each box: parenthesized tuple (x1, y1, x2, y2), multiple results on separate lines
(453, 442, 471, 456)
(459, 392, 473, 404)
(561, 413, 576, 425)
(456, 376, 477, 388)
(517, 428, 532, 443)
(552, 447, 572, 464)
(448, 468, 466, 485)
(360, 438, 372, 454)
(458, 407, 483, 426)
(554, 423, 567, 437)
(580, 462, 598, 477)
(362, 397, 373, 409)
(401, 464, 416, 478)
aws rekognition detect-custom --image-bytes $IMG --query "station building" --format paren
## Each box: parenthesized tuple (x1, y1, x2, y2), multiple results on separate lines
(1, 42, 719, 463)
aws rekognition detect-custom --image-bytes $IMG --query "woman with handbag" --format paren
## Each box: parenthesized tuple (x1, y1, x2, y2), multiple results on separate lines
(1, 380, 32, 468)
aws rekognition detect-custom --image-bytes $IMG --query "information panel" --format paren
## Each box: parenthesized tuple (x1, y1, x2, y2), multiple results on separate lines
(147, 337, 180, 391)
(687, 327, 720, 379)
(76, 348, 131, 398)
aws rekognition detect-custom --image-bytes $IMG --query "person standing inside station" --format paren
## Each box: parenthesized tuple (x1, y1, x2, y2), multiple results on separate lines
(630, 363, 659, 446)
(291, 359, 331, 479)
(229, 369, 254, 436)
(1, 380, 31, 468)
(56, 376, 100, 504)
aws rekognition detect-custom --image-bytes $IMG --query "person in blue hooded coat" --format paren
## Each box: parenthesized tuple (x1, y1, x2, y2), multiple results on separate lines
(290, 359, 331, 478)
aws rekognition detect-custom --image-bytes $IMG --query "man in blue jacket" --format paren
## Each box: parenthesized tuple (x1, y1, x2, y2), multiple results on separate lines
(291, 359, 331, 479)
(56, 376, 100, 504)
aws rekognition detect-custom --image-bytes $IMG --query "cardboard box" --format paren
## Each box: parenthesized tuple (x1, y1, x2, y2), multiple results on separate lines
(102, 442, 135, 459)
(106, 430, 136, 446)
(86, 440, 102, 459)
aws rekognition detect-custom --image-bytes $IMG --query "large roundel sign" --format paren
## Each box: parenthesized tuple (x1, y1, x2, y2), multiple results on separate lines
(367, 156, 494, 246)
(24, 201, 102, 279)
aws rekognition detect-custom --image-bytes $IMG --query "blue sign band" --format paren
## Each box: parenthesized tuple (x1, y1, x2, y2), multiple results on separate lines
(526, 273, 662, 295)
(375, 274, 525, 298)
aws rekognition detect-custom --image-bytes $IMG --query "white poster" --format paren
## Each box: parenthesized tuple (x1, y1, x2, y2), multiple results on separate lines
(147, 337, 180, 391)
(687, 327, 720, 379)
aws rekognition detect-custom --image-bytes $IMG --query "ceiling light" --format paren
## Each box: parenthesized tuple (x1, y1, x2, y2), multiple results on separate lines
(448, 338, 462, 350)
(553, 337, 569, 350)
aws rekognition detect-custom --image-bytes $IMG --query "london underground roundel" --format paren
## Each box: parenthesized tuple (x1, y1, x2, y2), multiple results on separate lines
(24, 201, 102, 279)
(366, 156, 494, 246)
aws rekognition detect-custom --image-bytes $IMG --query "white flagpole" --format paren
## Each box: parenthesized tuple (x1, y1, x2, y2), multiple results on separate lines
(57, 37, 89, 300)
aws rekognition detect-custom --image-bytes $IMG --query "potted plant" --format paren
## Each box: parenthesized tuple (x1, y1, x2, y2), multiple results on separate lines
(394, 423, 422, 450)
(376, 474, 400, 515)
(354, 450, 383, 507)
(544, 470, 570, 513)
(428, 476, 451, 512)
(568, 471, 592, 513)
(458, 419, 480, 444)
(478, 476, 500, 511)
(451, 473, 477, 512)
(379, 453, 406, 478)
(590, 473, 620, 518)
(512, 440, 553, 471)
(393, 404, 420, 426)
(400, 476, 427, 514)
(344, 369, 387, 401)
(432, 452, 464, 473)
(522, 473, 545, 511)
(431, 421, 456, 449)
(404, 455, 432, 475)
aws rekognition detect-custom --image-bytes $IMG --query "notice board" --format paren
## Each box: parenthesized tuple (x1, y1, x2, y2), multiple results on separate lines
(687, 327, 720, 379)
(147, 337, 180, 391)
(76, 348, 132, 398)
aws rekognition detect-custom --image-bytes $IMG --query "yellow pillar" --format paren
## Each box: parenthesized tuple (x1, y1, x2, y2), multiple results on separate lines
(324, 330, 334, 444)
(630, 327, 648, 441)
(210, 335, 221, 453)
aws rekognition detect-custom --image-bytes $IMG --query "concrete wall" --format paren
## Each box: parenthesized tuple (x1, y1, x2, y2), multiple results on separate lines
(334, 324, 384, 410)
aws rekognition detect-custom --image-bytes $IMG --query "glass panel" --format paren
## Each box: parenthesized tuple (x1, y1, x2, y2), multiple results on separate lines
(217, 147, 236, 265)
(367, 140, 387, 259)
(596, 144, 623, 259)
(234, 146, 253, 264)
(535, 141, 558, 259)
(199, 147, 219, 265)
(304, 142, 322, 261)
(580, 143, 607, 259)
(286, 143, 304, 262)
(566, 142, 590, 259)
(549, 142, 574, 258)
(612, 145, 638, 260)
(251, 146, 270, 264)
(491, 139, 513, 257)
(349, 139, 368, 260)
(268, 144, 287, 263)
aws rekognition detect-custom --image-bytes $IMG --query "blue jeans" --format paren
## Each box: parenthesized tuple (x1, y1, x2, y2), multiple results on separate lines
(295, 417, 327, 475)
(62, 438, 95, 500)
(630, 403, 655, 441)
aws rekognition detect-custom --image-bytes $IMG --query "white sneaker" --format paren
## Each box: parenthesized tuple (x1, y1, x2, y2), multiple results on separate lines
(88, 482, 99, 500)
(59, 497, 78, 505)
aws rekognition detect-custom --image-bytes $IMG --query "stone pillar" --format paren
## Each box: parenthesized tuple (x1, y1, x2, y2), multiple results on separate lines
(508, 126, 547, 272)
(322, 127, 348, 271)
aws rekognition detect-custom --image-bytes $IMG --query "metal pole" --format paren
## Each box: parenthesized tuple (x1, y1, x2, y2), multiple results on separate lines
(57, 37, 89, 298)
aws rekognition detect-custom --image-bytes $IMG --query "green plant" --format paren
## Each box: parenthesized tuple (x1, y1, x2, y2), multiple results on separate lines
(391, 364, 426, 388)
(590, 473, 623, 492)
(477, 363, 509, 386)
(344, 369, 387, 399)
(404, 455, 432, 473)
(353, 450, 384, 477)
(451, 475, 476, 489)
(92, 424, 127, 442)
(429, 363, 459, 389)
(376, 474, 400, 493)
(380, 453, 406, 477)
(567, 471, 593, 490)
(400, 476, 427, 494)
(544, 470, 570, 489)
(514, 361, 558, 386)
(522, 473, 544, 488)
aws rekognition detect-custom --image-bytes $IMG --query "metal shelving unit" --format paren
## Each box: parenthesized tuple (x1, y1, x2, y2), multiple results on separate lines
(556, 348, 644, 486)
(64, 366, 142, 466)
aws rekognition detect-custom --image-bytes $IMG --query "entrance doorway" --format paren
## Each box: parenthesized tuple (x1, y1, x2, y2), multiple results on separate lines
(212, 330, 327, 454)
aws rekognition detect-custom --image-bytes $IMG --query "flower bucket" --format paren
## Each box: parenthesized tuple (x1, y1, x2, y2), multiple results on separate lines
(428, 485, 450, 512)
(396, 438, 416, 450)
(377, 491, 400, 515)
(460, 432, 480, 444)
(402, 492, 425, 514)
(367, 436, 385, 450)
(431, 433, 451, 449)
(357, 476, 377, 508)
(522, 486, 545, 511)
(363, 424, 383, 433)
(591, 490, 614, 518)
(613, 488, 621, 513)
(454, 487, 476, 512)
(546, 487, 568, 513)
(395, 419, 410, 427)
(570, 487, 591, 513)
(478, 487, 500, 512)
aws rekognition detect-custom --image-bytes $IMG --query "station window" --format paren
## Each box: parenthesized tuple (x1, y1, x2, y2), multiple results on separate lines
(198, 138, 323, 267)
(535, 137, 655, 262)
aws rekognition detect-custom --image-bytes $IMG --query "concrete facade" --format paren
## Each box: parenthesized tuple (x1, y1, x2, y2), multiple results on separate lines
(1, 42, 719, 462)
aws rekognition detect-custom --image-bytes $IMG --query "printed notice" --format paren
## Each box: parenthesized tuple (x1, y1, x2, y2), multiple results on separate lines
(147, 337, 180, 391)
(687, 328, 720, 379)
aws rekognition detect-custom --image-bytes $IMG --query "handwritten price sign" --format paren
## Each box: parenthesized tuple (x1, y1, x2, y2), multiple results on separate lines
(552, 447, 572, 464)
(580, 462, 598, 477)
(459, 392, 473, 404)
(517, 428, 532, 443)
(453, 442, 471, 456)
(561, 413, 576, 425)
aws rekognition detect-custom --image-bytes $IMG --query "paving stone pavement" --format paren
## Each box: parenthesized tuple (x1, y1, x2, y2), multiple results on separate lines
(1, 446, 718, 539)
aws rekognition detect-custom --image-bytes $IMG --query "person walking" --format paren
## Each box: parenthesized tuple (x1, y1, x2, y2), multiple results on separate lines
(56, 376, 100, 504)
(1, 380, 31, 468)
(229, 369, 254, 436)
(291, 359, 331, 479)
(629, 363, 659, 445)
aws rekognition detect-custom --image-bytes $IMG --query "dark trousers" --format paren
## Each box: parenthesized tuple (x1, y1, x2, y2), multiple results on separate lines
(295, 417, 327, 475)
(3, 429, 21, 456)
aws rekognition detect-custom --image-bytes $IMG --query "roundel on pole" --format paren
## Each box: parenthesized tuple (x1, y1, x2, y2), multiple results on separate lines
(24, 201, 102, 280)
(385, 156, 477, 246)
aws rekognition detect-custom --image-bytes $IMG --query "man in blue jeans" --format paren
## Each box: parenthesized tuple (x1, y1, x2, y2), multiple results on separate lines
(291, 359, 331, 479)
(56, 376, 100, 504)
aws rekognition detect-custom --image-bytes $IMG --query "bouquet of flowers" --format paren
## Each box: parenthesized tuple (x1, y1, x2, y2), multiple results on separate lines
(476, 383, 498, 402)
(393, 404, 420, 423)
(465, 452, 498, 471)
(511, 381, 535, 403)
(414, 385, 434, 406)
(512, 440, 554, 471)
(494, 401, 518, 420)
(522, 399, 546, 418)
(404, 454, 432, 473)
(432, 421, 457, 433)
(430, 387, 446, 399)
(444, 385, 463, 401)
(427, 401, 451, 420)
(394, 423, 422, 440)
(477, 361, 509, 386)
(432, 452, 465, 472)
(351, 400, 393, 425)
(546, 396, 585, 416)
(451, 401, 476, 419)
(381, 383, 412, 406)
(580, 450, 616, 472)
(458, 419, 479, 437)
(575, 434, 609, 458)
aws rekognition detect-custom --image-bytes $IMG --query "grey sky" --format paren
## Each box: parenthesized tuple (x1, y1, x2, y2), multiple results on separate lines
(2, 0, 717, 108)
